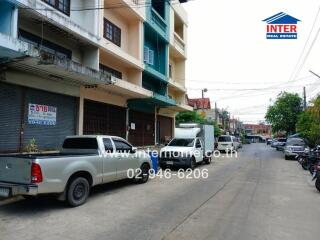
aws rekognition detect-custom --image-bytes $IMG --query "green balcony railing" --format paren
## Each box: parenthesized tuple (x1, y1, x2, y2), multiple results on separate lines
(151, 8, 167, 33)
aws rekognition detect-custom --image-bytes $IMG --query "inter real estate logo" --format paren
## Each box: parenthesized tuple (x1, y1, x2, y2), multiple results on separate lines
(263, 12, 301, 39)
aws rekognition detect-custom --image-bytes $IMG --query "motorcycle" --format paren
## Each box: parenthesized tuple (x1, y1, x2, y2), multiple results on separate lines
(314, 161, 320, 193)
(298, 146, 320, 172)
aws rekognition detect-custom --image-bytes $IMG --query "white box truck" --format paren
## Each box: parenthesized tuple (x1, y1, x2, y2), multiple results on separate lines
(159, 124, 214, 169)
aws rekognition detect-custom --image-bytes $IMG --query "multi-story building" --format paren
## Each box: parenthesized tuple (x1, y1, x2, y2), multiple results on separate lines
(244, 123, 272, 137)
(0, 0, 191, 153)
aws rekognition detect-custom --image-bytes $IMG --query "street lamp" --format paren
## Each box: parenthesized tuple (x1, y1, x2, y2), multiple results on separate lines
(201, 88, 208, 111)
(202, 88, 208, 99)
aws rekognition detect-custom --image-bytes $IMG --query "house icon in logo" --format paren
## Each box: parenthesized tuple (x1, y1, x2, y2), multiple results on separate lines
(263, 12, 301, 39)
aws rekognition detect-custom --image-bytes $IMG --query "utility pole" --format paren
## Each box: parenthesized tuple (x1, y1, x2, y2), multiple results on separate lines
(215, 102, 218, 122)
(303, 86, 307, 110)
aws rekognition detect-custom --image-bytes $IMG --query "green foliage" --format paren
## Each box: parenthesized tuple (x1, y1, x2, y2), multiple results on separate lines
(23, 138, 39, 153)
(176, 111, 205, 124)
(265, 92, 303, 135)
(175, 111, 221, 137)
(297, 96, 320, 146)
(212, 120, 221, 137)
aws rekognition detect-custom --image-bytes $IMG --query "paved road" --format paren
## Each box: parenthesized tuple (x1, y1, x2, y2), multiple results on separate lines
(1, 144, 320, 240)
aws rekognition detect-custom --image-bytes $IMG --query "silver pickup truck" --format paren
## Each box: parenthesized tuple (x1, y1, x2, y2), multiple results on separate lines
(0, 136, 152, 207)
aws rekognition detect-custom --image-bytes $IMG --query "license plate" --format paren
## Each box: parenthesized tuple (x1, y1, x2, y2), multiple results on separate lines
(167, 161, 173, 165)
(0, 187, 10, 198)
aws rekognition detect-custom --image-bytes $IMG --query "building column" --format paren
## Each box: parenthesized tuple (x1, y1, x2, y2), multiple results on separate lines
(11, 6, 18, 38)
(155, 107, 158, 145)
(78, 95, 84, 135)
(126, 108, 129, 141)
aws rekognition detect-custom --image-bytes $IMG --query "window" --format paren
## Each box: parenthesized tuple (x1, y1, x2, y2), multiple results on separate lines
(196, 139, 202, 148)
(168, 138, 194, 147)
(113, 139, 132, 153)
(218, 136, 232, 142)
(103, 19, 121, 47)
(149, 49, 154, 65)
(100, 64, 122, 79)
(143, 46, 154, 65)
(144, 46, 149, 63)
(19, 29, 72, 59)
(42, 0, 70, 16)
(169, 64, 172, 78)
(103, 138, 114, 153)
(62, 138, 98, 149)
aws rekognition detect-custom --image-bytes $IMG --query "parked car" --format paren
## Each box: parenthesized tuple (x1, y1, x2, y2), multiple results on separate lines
(284, 138, 308, 160)
(275, 138, 287, 151)
(159, 124, 214, 169)
(217, 135, 240, 152)
(236, 137, 243, 149)
(266, 138, 273, 145)
(271, 139, 278, 148)
(0, 136, 151, 207)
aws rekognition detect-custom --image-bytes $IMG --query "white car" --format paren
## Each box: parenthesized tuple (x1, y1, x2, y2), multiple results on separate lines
(217, 135, 239, 152)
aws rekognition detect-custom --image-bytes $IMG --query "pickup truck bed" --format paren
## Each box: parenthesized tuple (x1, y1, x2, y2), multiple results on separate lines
(0, 135, 152, 206)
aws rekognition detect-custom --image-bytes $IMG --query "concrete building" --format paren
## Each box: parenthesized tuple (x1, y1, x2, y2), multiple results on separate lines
(244, 123, 272, 137)
(0, 0, 191, 153)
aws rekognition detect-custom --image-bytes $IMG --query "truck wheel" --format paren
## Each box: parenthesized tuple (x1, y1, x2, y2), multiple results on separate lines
(67, 177, 90, 207)
(316, 178, 320, 193)
(284, 155, 290, 160)
(135, 164, 150, 184)
(204, 156, 212, 165)
(189, 157, 196, 170)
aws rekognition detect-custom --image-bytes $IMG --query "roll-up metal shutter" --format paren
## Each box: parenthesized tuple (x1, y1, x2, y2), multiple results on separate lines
(83, 100, 126, 139)
(23, 88, 77, 150)
(157, 115, 173, 145)
(0, 83, 22, 152)
(129, 110, 155, 146)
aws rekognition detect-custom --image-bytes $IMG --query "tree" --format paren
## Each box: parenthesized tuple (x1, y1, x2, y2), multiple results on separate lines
(176, 111, 205, 124)
(297, 96, 320, 146)
(212, 120, 221, 137)
(175, 111, 221, 137)
(265, 92, 303, 135)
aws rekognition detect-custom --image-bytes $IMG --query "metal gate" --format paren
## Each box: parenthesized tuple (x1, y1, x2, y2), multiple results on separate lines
(0, 83, 22, 152)
(83, 100, 126, 138)
(0, 82, 77, 152)
(129, 110, 155, 146)
(157, 115, 173, 145)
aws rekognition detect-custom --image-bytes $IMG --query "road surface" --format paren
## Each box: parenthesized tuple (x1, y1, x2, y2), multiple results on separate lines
(1, 144, 320, 240)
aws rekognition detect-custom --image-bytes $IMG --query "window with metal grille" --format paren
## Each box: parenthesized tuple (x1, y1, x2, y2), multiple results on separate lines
(149, 49, 154, 65)
(144, 46, 149, 63)
(103, 18, 121, 47)
(99, 64, 122, 79)
(143, 46, 155, 65)
(42, 0, 70, 16)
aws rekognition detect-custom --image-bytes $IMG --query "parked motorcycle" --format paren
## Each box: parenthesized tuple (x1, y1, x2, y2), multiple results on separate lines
(297, 146, 320, 172)
(314, 161, 320, 193)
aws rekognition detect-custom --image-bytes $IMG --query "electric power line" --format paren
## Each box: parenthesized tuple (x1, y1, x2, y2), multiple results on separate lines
(288, 6, 320, 82)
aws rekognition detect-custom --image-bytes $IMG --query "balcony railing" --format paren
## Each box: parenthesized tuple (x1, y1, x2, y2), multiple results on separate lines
(174, 32, 185, 52)
(151, 8, 167, 32)
(131, 0, 139, 4)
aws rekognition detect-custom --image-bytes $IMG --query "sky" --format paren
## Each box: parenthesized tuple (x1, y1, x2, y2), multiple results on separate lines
(183, 0, 320, 123)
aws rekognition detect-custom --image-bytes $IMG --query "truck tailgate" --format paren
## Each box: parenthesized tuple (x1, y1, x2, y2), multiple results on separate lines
(0, 157, 32, 184)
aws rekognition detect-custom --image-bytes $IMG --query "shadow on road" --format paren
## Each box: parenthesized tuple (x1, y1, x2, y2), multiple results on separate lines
(0, 179, 135, 214)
